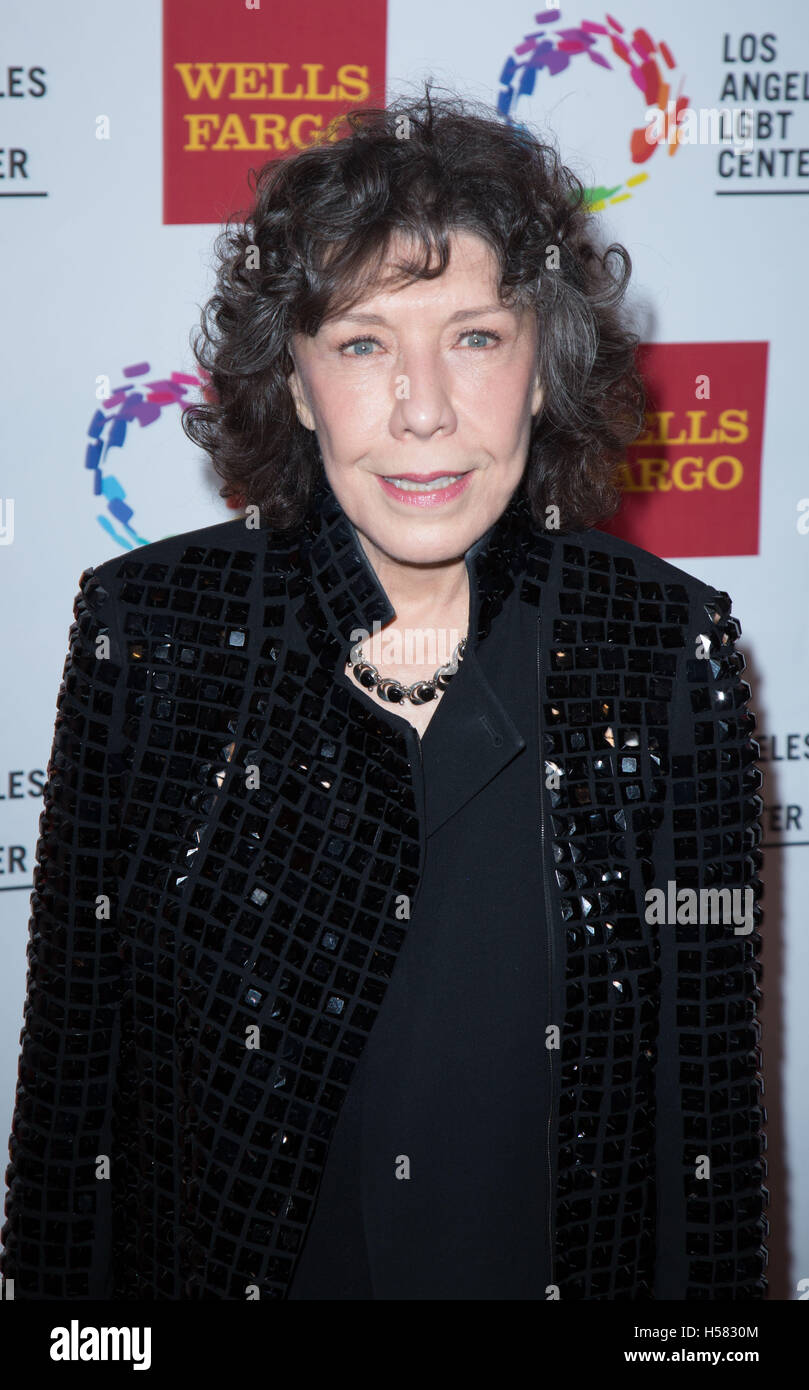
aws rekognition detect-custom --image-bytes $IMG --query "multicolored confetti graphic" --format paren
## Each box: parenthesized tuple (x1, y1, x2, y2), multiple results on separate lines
(499, 9, 689, 209)
(85, 362, 208, 548)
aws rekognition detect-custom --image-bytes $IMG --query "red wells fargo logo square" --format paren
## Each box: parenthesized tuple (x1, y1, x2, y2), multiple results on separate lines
(163, 0, 388, 226)
(599, 341, 767, 558)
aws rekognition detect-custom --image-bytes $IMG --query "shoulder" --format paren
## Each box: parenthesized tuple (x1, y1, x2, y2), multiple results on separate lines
(83, 514, 290, 596)
(551, 523, 728, 608)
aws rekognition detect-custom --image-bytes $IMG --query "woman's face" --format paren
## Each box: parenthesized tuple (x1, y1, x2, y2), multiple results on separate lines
(287, 229, 543, 570)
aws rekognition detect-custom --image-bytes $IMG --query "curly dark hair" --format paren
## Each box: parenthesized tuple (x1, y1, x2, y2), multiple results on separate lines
(182, 81, 646, 532)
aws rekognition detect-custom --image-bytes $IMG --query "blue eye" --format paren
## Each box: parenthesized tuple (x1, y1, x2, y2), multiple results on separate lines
(336, 328, 503, 356)
(339, 336, 380, 355)
(459, 330, 502, 348)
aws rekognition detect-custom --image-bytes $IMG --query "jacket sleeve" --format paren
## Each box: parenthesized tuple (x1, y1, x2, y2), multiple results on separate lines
(0, 564, 127, 1299)
(651, 586, 769, 1299)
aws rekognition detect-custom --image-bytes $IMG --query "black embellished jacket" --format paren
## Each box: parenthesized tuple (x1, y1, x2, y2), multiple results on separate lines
(0, 475, 769, 1300)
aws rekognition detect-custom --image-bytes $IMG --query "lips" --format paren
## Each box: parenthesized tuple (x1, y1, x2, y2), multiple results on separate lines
(376, 470, 474, 507)
(382, 472, 468, 492)
(382, 471, 468, 482)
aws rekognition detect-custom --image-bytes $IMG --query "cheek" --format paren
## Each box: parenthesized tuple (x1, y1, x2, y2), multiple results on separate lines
(320, 369, 388, 433)
(461, 359, 536, 431)
(305, 371, 365, 442)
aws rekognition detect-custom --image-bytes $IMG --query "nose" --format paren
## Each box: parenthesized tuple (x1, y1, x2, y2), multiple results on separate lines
(389, 343, 457, 442)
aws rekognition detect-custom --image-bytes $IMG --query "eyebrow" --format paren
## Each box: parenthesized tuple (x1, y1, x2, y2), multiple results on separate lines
(332, 303, 518, 326)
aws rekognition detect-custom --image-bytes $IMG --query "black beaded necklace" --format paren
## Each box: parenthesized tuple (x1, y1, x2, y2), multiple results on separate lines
(347, 636, 467, 705)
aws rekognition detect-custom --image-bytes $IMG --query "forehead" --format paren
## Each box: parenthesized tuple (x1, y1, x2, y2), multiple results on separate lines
(323, 229, 509, 323)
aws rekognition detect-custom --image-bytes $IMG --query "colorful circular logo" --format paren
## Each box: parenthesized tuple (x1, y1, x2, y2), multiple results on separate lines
(84, 361, 216, 548)
(498, 8, 689, 209)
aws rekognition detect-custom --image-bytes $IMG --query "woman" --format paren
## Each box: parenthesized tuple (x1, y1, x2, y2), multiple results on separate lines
(0, 87, 768, 1300)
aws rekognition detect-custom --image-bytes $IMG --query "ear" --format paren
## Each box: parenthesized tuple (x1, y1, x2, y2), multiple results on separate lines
(287, 363, 317, 432)
(531, 375, 544, 417)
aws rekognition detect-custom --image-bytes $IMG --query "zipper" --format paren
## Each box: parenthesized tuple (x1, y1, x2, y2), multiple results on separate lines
(537, 610, 559, 1294)
(403, 725, 427, 923)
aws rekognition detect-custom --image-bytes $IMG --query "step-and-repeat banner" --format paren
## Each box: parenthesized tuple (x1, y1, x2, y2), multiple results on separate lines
(1, 0, 806, 1297)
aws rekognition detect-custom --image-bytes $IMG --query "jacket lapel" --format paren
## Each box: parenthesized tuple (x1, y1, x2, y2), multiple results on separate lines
(287, 469, 541, 657)
(421, 642, 526, 837)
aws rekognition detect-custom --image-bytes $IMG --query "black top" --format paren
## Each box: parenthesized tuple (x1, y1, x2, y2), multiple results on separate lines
(0, 474, 768, 1301)
(288, 582, 551, 1300)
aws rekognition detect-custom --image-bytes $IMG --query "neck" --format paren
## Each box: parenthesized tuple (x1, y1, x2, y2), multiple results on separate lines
(355, 532, 470, 628)
(351, 532, 471, 676)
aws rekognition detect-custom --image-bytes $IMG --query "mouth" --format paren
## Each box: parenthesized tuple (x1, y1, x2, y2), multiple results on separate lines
(378, 470, 472, 494)
(376, 470, 474, 508)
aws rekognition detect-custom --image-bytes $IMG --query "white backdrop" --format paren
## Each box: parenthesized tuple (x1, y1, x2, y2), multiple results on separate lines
(1, 0, 806, 1298)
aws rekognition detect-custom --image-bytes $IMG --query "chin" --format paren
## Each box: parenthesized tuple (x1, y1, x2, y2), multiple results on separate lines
(373, 520, 478, 566)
